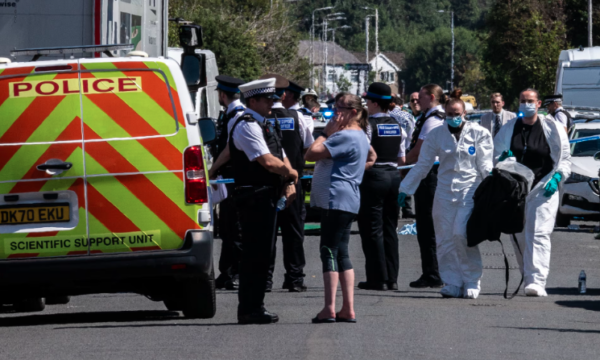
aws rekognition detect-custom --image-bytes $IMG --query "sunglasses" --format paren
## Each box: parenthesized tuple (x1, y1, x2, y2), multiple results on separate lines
(410, 99, 419, 102)
(333, 106, 353, 114)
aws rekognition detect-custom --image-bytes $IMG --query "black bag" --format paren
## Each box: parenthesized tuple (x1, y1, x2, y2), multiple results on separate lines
(467, 168, 530, 299)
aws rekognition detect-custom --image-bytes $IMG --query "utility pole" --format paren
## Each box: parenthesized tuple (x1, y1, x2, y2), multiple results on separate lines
(375, 8, 379, 83)
(438, 9, 455, 90)
(365, 16, 369, 92)
(589, 0, 593, 48)
(311, 6, 334, 89)
(451, 10, 454, 90)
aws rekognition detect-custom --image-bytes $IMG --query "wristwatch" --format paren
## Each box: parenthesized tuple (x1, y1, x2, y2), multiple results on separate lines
(320, 131, 328, 139)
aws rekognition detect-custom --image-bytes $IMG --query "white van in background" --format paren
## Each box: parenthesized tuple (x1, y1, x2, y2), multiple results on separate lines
(555, 47, 600, 108)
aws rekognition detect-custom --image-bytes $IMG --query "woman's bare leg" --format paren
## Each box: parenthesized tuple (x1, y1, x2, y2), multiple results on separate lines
(318, 271, 339, 319)
(338, 269, 355, 319)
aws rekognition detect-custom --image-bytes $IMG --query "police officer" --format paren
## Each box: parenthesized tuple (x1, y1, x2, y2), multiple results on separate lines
(357, 83, 406, 291)
(230, 78, 298, 324)
(208, 75, 245, 291)
(284, 80, 316, 136)
(259, 74, 313, 292)
(543, 94, 571, 133)
(404, 84, 446, 289)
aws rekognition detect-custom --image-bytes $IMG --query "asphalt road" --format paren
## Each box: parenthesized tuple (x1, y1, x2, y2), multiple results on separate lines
(0, 219, 600, 360)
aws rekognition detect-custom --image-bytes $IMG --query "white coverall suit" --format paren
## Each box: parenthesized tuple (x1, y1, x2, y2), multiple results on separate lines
(400, 121, 494, 298)
(493, 115, 571, 294)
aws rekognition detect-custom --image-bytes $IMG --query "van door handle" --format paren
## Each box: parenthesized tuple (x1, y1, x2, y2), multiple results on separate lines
(37, 162, 72, 171)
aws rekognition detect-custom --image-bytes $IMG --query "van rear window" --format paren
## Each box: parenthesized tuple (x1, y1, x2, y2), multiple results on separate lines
(0, 71, 83, 144)
(81, 68, 179, 141)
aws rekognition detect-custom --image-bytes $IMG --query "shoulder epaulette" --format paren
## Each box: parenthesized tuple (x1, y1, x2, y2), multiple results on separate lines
(298, 108, 312, 116)
(241, 114, 255, 122)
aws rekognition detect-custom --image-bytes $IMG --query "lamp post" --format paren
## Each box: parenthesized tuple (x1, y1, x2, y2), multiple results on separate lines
(589, 0, 593, 47)
(363, 7, 379, 82)
(364, 15, 374, 92)
(438, 9, 454, 91)
(311, 6, 334, 88)
(322, 15, 346, 96)
(328, 25, 351, 93)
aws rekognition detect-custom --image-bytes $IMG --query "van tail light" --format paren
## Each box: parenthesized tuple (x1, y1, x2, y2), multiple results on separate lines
(184, 146, 208, 204)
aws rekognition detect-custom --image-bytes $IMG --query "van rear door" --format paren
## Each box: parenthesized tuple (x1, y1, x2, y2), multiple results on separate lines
(79, 59, 202, 255)
(0, 62, 87, 259)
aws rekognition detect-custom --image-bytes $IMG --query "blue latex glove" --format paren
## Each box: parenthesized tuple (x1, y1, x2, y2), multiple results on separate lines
(544, 172, 562, 197)
(398, 192, 407, 207)
(498, 150, 513, 162)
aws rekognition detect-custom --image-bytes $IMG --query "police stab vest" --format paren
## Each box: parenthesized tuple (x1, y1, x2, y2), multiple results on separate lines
(369, 116, 403, 164)
(214, 105, 245, 178)
(267, 107, 304, 173)
(553, 108, 572, 130)
(409, 109, 445, 151)
(215, 105, 245, 159)
(229, 113, 285, 188)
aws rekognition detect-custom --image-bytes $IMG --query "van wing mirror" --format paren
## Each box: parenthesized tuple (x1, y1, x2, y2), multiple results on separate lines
(594, 151, 600, 161)
(198, 118, 217, 144)
(181, 52, 207, 91)
(179, 25, 203, 48)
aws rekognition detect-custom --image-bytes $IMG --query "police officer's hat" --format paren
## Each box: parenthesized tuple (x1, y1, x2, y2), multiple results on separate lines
(542, 94, 563, 106)
(259, 74, 289, 100)
(363, 82, 392, 101)
(239, 78, 277, 99)
(301, 88, 318, 99)
(286, 80, 304, 94)
(215, 75, 244, 94)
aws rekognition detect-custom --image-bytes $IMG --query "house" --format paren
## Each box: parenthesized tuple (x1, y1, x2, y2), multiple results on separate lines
(352, 52, 404, 95)
(298, 40, 369, 97)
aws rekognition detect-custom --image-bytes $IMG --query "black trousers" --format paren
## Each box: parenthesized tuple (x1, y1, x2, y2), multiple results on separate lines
(236, 187, 278, 315)
(413, 165, 441, 282)
(267, 182, 306, 285)
(216, 195, 242, 281)
(357, 166, 401, 284)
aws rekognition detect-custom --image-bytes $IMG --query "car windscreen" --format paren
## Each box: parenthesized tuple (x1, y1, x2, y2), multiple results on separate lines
(571, 128, 600, 157)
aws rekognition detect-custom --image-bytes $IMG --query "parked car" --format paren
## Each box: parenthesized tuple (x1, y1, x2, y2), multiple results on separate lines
(557, 119, 600, 226)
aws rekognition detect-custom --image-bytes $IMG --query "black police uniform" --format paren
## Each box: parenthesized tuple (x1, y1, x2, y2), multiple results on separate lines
(213, 103, 245, 289)
(408, 109, 444, 287)
(229, 113, 285, 317)
(357, 115, 403, 288)
(266, 105, 306, 291)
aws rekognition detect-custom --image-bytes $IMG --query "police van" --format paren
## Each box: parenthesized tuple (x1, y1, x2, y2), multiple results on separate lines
(0, 41, 218, 317)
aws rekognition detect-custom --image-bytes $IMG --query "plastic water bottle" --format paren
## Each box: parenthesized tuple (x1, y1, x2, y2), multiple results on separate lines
(276, 196, 286, 212)
(578, 270, 587, 294)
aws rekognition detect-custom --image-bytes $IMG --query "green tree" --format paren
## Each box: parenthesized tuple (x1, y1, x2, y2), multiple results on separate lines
(169, 0, 309, 83)
(482, 0, 568, 108)
(400, 27, 481, 94)
(336, 74, 352, 92)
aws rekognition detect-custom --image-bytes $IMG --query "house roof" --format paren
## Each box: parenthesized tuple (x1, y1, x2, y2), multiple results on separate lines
(298, 40, 363, 65)
(351, 51, 405, 70)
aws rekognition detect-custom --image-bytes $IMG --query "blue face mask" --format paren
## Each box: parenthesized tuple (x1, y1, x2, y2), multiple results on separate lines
(519, 102, 537, 117)
(445, 116, 463, 128)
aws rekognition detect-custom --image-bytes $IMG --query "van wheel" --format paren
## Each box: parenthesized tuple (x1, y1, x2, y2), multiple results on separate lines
(14, 298, 45, 312)
(45, 296, 70, 305)
(555, 212, 571, 227)
(181, 277, 216, 319)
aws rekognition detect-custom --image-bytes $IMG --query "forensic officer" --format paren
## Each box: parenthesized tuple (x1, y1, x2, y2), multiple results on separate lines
(208, 75, 245, 291)
(230, 78, 298, 324)
(261, 74, 313, 292)
(357, 83, 406, 291)
(543, 94, 571, 133)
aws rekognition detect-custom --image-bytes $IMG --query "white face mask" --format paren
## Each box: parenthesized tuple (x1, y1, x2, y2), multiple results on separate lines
(519, 102, 537, 117)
